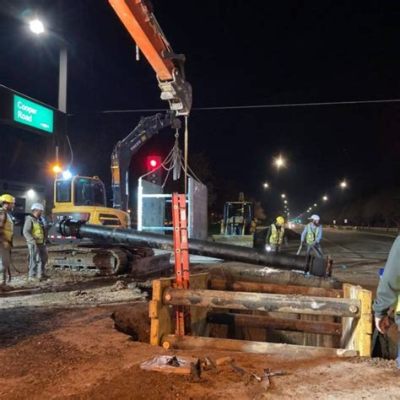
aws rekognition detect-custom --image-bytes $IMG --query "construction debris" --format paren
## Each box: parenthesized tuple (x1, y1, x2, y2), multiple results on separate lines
(140, 355, 201, 377)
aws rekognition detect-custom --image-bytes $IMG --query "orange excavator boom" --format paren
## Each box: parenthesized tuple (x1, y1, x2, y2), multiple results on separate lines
(109, 0, 192, 115)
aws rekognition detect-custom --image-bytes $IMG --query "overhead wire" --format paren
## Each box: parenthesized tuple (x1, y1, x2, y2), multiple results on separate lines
(67, 97, 400, 117)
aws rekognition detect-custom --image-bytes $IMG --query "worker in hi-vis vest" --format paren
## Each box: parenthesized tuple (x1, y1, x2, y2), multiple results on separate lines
(265, 216, 286, 253)
(373, 236, 400, 368)
(0, 194, 15, 290)
(23, 203, 48, 281)
(300, 214, 323, 257)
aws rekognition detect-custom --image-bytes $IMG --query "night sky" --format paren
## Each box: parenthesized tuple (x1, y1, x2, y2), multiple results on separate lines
(1, 1, 400, 218)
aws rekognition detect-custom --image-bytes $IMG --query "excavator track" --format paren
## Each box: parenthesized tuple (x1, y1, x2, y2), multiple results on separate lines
(48, 244, 154, 276)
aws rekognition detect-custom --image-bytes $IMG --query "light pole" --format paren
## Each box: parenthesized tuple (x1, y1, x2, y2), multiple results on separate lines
(29, 18, 68, 164)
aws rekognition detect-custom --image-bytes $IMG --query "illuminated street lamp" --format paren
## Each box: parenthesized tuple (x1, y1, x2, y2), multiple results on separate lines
(281, 193, 286, 199)
(62, 170, 72, 180)
(28, 16, 68, 166)
(273, 155, 286, 170)
(29, 19, 45, 35)
(28, 18, 67, 113)
(263, 182, 269, 189)
(340, 180, 348, 189)
(27, 189, 36, 199)
(322, 195, 328, 201)
(52, 164, 62, 174)
(284, 200, 288, 204)
(314, 203, 317, 207)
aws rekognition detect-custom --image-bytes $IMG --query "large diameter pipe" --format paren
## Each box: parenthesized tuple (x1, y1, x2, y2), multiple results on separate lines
(58, 220, 328, 277)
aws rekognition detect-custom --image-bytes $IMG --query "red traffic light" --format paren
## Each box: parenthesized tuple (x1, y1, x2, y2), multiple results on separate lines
(146, 155, 161, 171)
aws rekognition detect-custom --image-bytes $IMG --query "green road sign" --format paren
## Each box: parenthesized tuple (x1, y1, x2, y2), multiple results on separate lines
(13, 94, 54, 134)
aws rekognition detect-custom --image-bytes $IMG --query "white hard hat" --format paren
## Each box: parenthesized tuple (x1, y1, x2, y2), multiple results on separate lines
(31, 203, 44, 211)
(309, 214, 320, 221)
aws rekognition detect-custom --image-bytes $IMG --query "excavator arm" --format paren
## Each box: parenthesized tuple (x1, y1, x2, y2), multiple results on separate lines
(111, 111, 181, 211)
(108, 0, 192, 116)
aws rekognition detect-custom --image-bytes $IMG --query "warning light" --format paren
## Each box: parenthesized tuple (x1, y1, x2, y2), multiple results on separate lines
(149, 158, 158, 168)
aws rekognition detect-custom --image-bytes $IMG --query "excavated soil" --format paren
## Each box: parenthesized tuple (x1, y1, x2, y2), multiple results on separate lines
(1, 303, 400, 400)
(2, 245, 400, 399)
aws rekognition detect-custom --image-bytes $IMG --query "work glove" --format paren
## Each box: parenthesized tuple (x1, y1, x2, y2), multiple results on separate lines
(375, 315, 391, 334)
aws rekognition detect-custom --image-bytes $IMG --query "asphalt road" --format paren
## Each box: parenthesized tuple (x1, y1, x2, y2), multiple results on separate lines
(292, 226, 396, 287)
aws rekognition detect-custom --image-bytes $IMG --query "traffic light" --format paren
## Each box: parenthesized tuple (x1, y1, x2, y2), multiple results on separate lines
(145, 155, 163, 185)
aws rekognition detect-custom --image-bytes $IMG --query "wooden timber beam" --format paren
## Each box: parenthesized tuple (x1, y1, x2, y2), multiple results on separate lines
(163, 288, 360, 317)
(207, 312, 342, 336)
(209, 278, 343, 298)
(162, 334, 357, 357)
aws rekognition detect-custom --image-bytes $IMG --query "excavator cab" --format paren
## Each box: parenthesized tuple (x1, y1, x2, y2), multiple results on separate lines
(52, 175, 130, 229)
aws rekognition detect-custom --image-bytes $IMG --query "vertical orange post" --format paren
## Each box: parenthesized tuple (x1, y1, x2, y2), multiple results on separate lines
(172, 193, 190, 335)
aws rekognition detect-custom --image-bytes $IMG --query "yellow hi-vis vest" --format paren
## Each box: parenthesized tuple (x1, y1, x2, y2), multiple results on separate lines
(306, 223, 320, 245)
(32, 219, 45, 245)
(0, 209, 13, 244)
(269, 224, 285, 245)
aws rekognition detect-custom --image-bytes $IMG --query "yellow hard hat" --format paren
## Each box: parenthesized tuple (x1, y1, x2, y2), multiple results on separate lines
(276, 216, 285, 225)
(0, 194, 15, 204)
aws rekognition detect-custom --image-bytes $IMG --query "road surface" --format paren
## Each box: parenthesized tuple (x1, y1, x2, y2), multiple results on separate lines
(292, 226, 396, 287)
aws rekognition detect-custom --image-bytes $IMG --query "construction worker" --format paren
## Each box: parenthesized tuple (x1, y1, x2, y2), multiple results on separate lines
(23, 203, 48, 281)
(265, 216, 286, 253)
(300, 214, 323, 257)
(0, 194, 15, 289)
(373, 236, 400, 368)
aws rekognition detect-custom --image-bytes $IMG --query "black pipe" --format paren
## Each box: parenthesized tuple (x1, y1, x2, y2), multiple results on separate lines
(58, 220, 328, 277)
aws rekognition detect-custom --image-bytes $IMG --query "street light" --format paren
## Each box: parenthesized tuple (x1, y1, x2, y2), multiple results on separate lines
(284, 200, 288, 204)
(281, 193, 286, 199)
(28, 17, 68, 164)
(62, 170, 72, 180)
(273, 155, 286, 170)
(263, 182, 269, 189)
(27, 189, 36, 199)
(313, 203, 317, 207)
(340, 180, 348, 189)
(29, 19, 45, 35)
(52, 164, 62, 174)
(322, 195, 328, 201)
